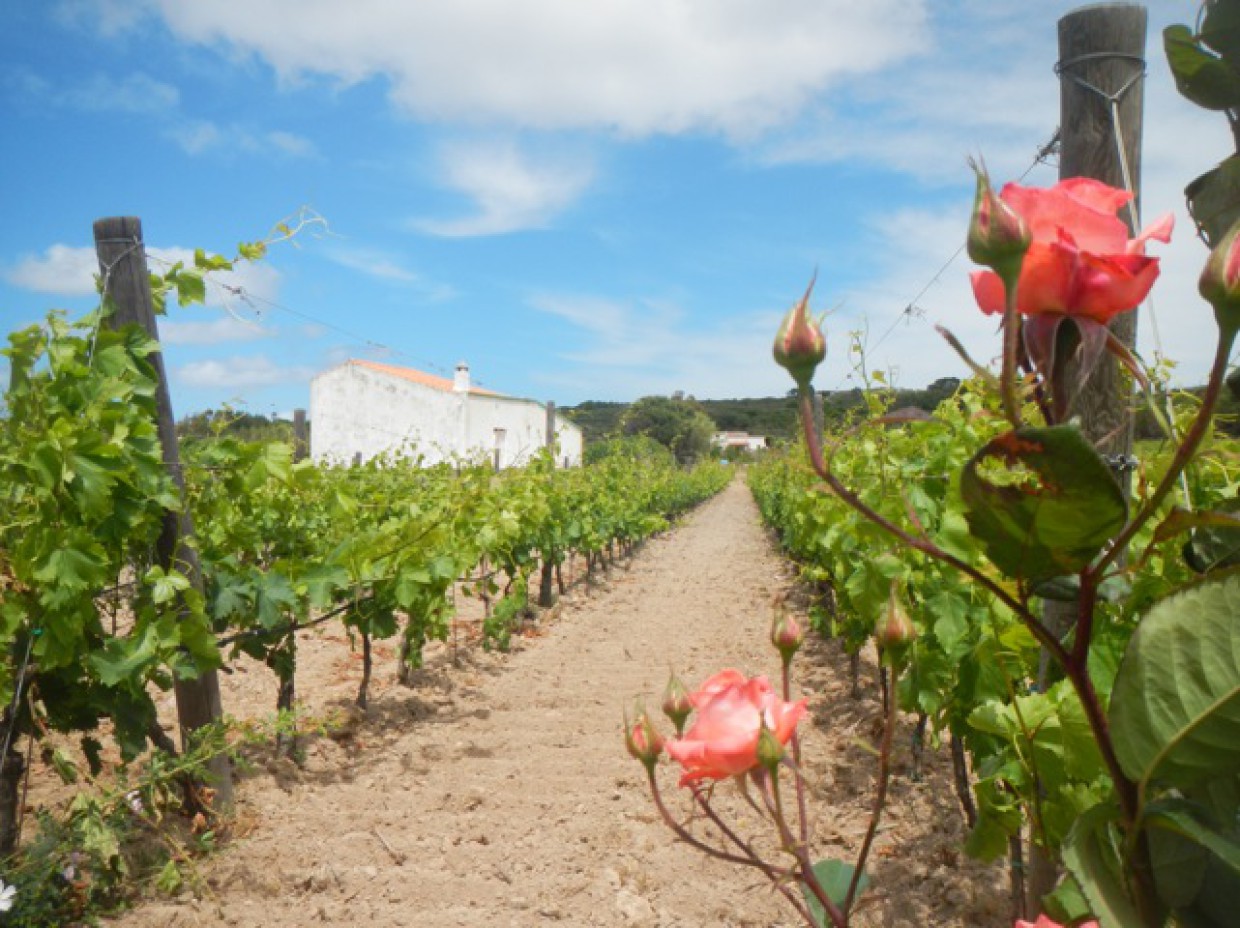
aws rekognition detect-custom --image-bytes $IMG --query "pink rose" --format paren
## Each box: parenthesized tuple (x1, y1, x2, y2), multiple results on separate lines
(665, 670, 808, 786)
(970, 177, 1172, 324)
(1015, 917, 1099, 928)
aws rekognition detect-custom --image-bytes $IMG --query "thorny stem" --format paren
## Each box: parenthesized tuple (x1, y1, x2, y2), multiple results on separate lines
(689, 780, 818, 925)
(782, 662, 811, 849)
(1000, 276, 1023, 426)
(752, 767, 848, 928)
(645, 769, 783, 875)
(844, 657, 900, 914)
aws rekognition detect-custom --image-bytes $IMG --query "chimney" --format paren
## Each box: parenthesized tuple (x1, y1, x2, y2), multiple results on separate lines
(453, 361, 470, 393)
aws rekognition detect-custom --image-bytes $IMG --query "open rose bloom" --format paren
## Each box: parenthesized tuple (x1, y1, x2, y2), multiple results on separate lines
(1015, 917, 1099, 928)
(970, 177, 1172, 323)
(969, 177, 1173, 392)
(665, 669, 807, 786)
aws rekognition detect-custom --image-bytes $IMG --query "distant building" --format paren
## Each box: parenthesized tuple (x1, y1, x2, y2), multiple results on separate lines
(310, 359, 583, 468)
(712, 431, 769, 453)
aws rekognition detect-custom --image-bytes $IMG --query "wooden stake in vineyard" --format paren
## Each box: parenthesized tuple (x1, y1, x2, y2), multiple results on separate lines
(1028, 2, 1146, 912)
(94, 216, 233, 809)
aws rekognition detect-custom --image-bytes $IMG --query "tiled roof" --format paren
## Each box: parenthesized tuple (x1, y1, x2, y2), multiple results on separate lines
(351, 359, 501, 396)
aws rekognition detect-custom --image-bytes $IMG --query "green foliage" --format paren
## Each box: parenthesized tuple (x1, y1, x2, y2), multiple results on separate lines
(618, 395, 716, 464)
(752, 374, 1240, 922)
(802, 858, 867, 927)
(0, 309, 217, 764)
(1165, 1, 1240, 244)
(1111, 570, 1240, 781)
(961, 426, 1128, 585)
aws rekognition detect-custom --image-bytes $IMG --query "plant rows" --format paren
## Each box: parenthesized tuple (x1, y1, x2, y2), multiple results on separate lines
(0, 307, 730, 847)
(748, 380, 1240, 915)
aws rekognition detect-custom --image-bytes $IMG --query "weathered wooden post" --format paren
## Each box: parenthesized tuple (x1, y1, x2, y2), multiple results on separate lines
(545, 401, 557, 455)
(1057, 3, 1146, 464)
(292, 407, 308, 462)
(1026, 4, 1147, 913)
(93, 216, 232, 808)
(538, 400, 558, 606)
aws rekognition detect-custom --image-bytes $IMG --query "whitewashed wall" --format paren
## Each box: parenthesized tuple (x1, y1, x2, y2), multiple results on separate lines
(310, 362, 462, 465)
(311, 361, 583, 468)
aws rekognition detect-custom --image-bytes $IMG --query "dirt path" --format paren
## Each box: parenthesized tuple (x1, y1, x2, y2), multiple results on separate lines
(107, 478, 1005, 928)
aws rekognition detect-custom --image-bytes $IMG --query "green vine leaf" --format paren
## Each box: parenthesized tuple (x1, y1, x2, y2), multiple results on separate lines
(1164, 24, 1240, 111)
(1110, 571, 1240, 791)
(960, 426, 1127, 585)
(1062, 803, 1146, 928)
(801, 858, 866, 927)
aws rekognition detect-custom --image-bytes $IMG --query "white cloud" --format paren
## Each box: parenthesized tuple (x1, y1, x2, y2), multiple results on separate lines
(60, 71, 180, 114)
(3, 243, 283, 310)
(160, 315, 275, 345)
(528, 290, 793, 400)
(324, 246, 456, 300)
(168, 120, 317, 159)
(414, 140, 594, 237)
(3, 244, 100, 295)
(79, 0, 928, 136)
(176, 355, 316, 388)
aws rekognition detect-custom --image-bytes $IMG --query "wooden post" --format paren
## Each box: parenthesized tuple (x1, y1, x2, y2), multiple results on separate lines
(1057, 3, 1146, 465)
(292, 408, 308, 462)
(545, 401, 557, 459)
(94, 216, 232, 808)
(1026, 5, 1147, 913)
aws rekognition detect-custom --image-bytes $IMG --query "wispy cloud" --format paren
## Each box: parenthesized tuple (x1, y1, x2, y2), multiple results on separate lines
(176, 355, 316, 389)
(160, 315, 275, 345)
(528, 290, 793, 400)
(50, 70, 181, 114)
(75, 0, 929, 137)
(414, 140, 594, 237)
(324, 245, 456, 300)
(3, 244, 99, 295)
(3, 243, 283, 310)
(4, 63, 314, 162)
(167, 120, 317, 159)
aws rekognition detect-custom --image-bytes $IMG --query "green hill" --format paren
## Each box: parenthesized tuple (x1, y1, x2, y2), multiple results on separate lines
(563, 378, 964, 445)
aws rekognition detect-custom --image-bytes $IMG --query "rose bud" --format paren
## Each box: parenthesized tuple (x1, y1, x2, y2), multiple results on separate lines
(662, 673, 693, 736)
(773, 276, 826, 392)
(624, 704, 664, 774)
(755, 720, 786, 773)
(1199, 216, 1240, 334)
(966, 159, 1030, 289)
(770, 607, 805, 666)
(875, 583, 917, 663)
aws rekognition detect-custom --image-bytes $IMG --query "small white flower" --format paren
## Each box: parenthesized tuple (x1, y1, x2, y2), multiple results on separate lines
(126, 789, 144, 815)
(0, 878, 17, 913)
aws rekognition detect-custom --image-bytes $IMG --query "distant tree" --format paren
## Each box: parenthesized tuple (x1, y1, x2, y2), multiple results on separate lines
(618, 395, 715, 464)
(177, 408, 297, 444)
(584, 434, 675, 468)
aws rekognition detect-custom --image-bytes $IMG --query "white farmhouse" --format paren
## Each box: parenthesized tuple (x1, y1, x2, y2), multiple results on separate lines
(712, 431, 769, 453)
(310, 359, 583, 468)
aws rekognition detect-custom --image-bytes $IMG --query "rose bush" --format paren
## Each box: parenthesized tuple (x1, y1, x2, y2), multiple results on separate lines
(664, 669, 807, 785)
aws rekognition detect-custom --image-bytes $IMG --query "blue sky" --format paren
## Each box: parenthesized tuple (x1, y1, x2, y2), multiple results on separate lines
(0, 0, 1227, 418)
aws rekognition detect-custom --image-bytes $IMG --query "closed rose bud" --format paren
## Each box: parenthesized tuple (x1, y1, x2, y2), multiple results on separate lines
(1199, 216, 1240, 334)
(875, 583, 917, 661)
(625, 704, 664, 773)
(773, 276, 826, 392)
(662, 673, 693, 735)
(770, 607, 804, 666)
(755, 720, 785, 772)
(966, 160, 1030, 290)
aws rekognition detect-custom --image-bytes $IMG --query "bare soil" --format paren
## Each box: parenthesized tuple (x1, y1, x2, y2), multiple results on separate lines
(96, 477, 1006, 927)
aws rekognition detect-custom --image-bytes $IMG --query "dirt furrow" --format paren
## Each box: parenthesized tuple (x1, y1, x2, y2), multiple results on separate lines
(107, 477, 1006, 928)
